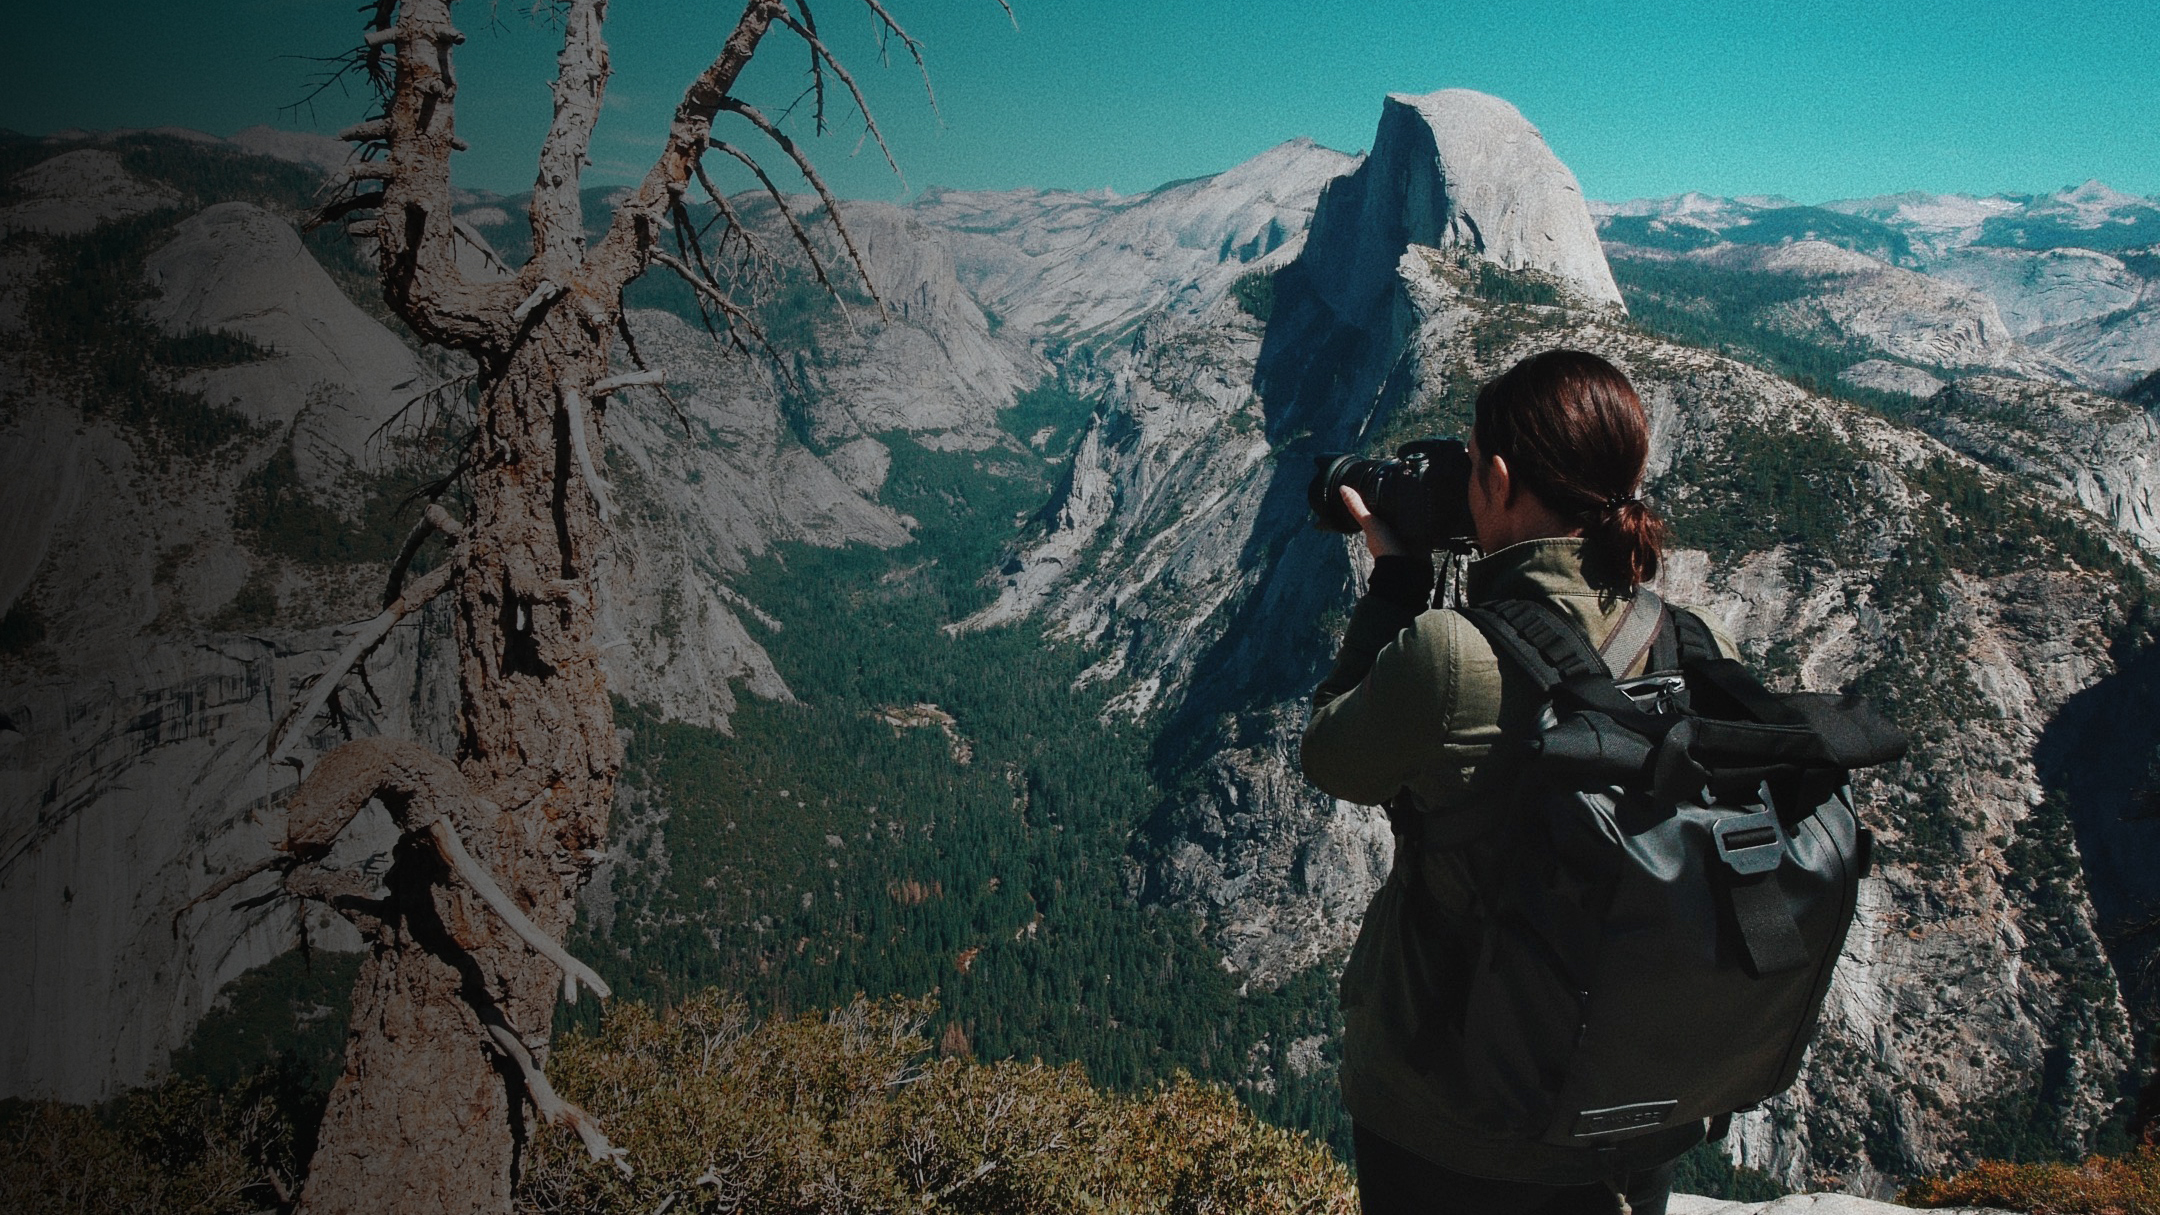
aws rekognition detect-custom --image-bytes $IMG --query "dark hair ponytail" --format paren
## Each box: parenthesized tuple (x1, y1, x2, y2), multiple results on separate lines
(1472, 349, 1666, 595)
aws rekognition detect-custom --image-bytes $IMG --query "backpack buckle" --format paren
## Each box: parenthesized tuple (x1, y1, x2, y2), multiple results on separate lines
(1712, 810, 1784, 875)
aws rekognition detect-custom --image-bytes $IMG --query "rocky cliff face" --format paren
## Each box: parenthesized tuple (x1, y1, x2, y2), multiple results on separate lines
(0, 155, 451, 1100)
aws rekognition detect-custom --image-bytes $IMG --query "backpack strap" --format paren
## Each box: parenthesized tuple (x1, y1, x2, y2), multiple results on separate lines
(1465, 600, 1670, 731)
(1730, 869, 1811, 976)
(1461, 600, 1595, 693)
(1648, 615, 1681, 675)
(1670, 608, 1721, 666)
(1598, 588, 1667, 679)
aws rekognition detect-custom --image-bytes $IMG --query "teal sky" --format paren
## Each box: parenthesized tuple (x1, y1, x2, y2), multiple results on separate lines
(5, 0, 2156, 204)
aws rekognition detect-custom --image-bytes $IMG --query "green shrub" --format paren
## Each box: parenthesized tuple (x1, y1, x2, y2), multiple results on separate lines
(1468, 261, 1564, 307)
(1231, 271, 1276, 322)
(1907, 1146, 2160, 1212)
(1670, 1140, 1788, 1201)
(1, 991, 1352, 1215)
(525, 990, 1355, 1214)
(0, 1072, 314, 1215)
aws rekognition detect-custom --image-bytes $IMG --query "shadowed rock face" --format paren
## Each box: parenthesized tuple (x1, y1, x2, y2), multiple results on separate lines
(1302, 88, 1623, 320)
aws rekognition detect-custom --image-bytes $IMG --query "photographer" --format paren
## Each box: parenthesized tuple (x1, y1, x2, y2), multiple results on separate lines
(1303, 349, 1741, 1215)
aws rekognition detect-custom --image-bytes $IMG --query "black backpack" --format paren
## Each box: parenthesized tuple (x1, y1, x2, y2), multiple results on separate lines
(1435, 590, 1907, 1150)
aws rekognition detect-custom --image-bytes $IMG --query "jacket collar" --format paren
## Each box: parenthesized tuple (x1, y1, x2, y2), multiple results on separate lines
(1463, 537, 1597, 604)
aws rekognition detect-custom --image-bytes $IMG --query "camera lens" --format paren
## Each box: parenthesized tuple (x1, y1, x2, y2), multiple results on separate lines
(1305, 439, 1474, 553)
(1309, 454, 1374, 534)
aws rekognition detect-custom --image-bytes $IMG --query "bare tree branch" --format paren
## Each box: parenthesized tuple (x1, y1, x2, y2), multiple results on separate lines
(614, 313, 698, 437)
(278, 736, 468, 857)
(856, 0, 946, 110)
(721, 97, 883, 312)
(581, 0, 788, 299)
(648, 251, 770, 365)
(383, 503, 467, 608)
(453, 219, 516, 280)
(561, 386, 618, 524)
(483, 1022, 632, 1176)
(708, 140, 852, 321)
(365, 371, 477, 455)
(268, 562, 454, 769)
(512, 279, 566, 324)
(304, 190, 386, 233)
(776, 9, 904, 185)
(171, 857, 284, 938)
(670, 195, 733, 302)
(590, 370, 665, 396)
(531, 0, 610, 275)
(429, 820, 612, 1003)
(797, 0, 828, 133)
(691, 156, 781, 275)
(362, 0, 511, 348)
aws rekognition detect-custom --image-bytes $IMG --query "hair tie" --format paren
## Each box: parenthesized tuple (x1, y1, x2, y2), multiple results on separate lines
(1593, 493, 1640, 517)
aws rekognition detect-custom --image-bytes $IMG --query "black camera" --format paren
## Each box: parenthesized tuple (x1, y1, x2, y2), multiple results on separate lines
(1308, 438, 1477, 554)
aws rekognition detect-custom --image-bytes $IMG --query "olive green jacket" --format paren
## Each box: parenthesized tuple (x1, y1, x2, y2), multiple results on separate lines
(1303, 538, 1737, 1180)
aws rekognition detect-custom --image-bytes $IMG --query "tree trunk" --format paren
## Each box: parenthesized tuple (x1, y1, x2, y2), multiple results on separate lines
(296, 318, 618, 1214)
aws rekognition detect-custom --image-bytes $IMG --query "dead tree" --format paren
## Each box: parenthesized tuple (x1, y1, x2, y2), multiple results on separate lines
(212, 1, 997, 1210)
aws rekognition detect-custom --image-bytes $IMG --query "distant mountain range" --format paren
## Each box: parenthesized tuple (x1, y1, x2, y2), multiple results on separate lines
(1590, 183, 2160, 396)
(1594, 180, 2160, 259)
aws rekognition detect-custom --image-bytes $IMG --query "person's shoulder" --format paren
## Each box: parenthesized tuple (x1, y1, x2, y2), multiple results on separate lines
(1403, 606, 1502, 666)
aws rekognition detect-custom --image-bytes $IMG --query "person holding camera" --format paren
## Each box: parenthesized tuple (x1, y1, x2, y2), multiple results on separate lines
(1302, 348, 1743, 1215)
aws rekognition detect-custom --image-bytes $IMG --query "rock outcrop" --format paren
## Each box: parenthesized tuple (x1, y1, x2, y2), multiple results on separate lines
(1672, 1197, 2008, 1215)
(1928, 246, 2146, 337)
(0, 149, 179, 236)
(913, 137, 1359, 341)
(1301, 89, 1623, 319)
(1841, 359, 1945, 398)
(143, 202, 432, 486)
(1914, 375, 2160, 553)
